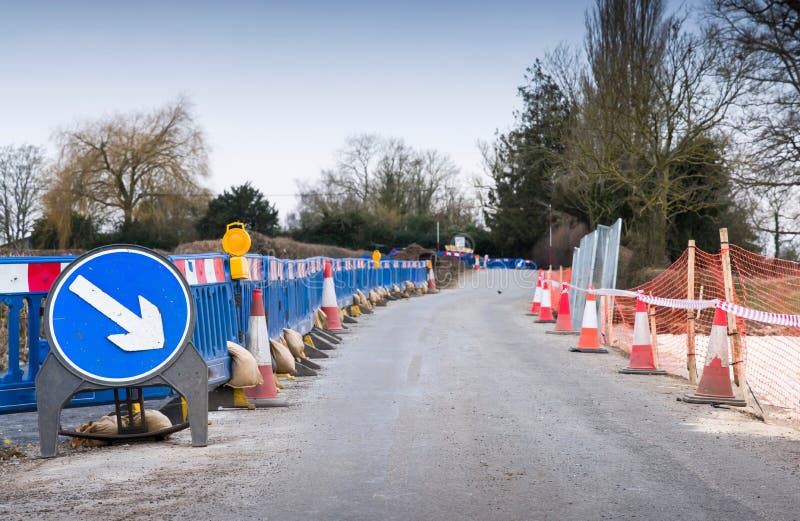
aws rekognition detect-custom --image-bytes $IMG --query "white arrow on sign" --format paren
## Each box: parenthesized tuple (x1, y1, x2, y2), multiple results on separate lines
(68, 274, 165, 352)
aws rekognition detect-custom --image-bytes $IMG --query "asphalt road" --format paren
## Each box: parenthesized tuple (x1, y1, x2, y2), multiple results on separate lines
(1, 269, 799, 520)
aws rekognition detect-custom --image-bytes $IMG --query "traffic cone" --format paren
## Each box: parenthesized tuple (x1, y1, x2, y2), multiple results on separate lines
(569, 289, 607, 353)
(619, 297, 666, 375)
(546, 283, 578, 335)
(427, 261, 438, 293)
(527, 271, 543, 316)
(536, 281, 556, 323)
(244, 289, 287, 407)
(682, 307, 745, 406)
(321, 259, 343, 331)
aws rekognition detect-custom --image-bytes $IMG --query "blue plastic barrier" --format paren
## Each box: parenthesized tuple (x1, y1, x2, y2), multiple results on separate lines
(0, 252, 430, 414)
(170, 255, 235, 387)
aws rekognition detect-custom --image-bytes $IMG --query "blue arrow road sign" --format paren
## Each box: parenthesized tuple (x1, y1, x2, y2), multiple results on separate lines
(45, 245, 194, 385)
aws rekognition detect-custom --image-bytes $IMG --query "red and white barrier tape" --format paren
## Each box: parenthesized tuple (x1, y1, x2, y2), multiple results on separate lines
(545, 278, 800, 326)
(718, 300, 800, 327)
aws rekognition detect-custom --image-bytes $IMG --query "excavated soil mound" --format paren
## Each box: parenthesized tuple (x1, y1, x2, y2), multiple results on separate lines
(389, 243, 462, 289)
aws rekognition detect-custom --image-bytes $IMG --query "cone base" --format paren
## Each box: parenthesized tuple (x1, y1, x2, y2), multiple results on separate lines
(545, 330, 580, 336)
(680, 394, 746, 407)
(569, 347, 608, 354)
(619, 368, 667, 375)
(342, 315, 358, 324)
(536, 319, 557, 324)
(525, 313, 540, 317)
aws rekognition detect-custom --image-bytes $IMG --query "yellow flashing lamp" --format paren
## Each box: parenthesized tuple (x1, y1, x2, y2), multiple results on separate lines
(372, 249, 381, 268)
(222, 222, 251, 280)
(427, 260, 432, 270)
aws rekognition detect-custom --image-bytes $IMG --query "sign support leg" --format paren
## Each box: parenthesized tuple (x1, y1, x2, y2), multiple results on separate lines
(36, 354, 83, 458)
(160, 343, 209, 447)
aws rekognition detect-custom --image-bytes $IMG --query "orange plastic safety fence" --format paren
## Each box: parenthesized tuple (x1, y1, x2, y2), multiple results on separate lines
(548, 267, 571, 307)
(728, 245, 800, 421)
(607, 244, 800, 421)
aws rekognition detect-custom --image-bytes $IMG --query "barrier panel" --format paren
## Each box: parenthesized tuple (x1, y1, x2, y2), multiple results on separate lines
(171, 254, 235, 387)
(0, 257, 74, 413)
(570, 218, 622, 334)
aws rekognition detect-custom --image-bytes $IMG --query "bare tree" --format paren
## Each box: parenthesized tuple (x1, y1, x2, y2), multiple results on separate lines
(47, 97, 209, 247)
(336, 134, 380, 204)
(708, 0, 800, 181)
(292, 134, 477, 244)
(556, 0, 751, 262)
(0, 144, 46, 245)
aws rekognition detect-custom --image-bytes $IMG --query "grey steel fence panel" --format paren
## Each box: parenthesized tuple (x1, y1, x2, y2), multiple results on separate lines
(568, 218, 622, 334)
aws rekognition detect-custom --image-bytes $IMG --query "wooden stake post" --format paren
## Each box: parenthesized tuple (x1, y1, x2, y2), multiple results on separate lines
(686, 240, 697, 384)
(608, 297, 614, 346)
(648, 303, 660, 369)
(719, 228, 746, 394)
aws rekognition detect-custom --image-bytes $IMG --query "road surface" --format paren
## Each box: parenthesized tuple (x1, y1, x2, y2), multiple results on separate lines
(1, 269, 799, 520)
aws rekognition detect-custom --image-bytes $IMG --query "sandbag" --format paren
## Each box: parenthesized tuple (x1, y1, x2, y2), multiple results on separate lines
(226, 341, 264, 388)
(369, 290, 379, 303)
(316, 308, 328, 329)
(71, 409, 172, 448)
(270, 338, 296, 374)
(279, 335, 297, 361)
(138, 410, 172, 432)
(71, 415, 117, 447)
(283, 328, 306, 359)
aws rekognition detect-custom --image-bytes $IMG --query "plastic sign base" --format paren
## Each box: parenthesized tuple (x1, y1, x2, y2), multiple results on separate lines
(36, 343, 209, 458)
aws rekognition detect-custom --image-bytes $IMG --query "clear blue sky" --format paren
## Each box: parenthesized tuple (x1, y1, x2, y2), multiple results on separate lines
(1, 1, 598, 219)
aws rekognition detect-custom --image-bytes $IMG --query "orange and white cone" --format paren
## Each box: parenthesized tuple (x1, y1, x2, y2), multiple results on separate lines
(244, 289, 287, 407)
(682, 307, 745, 406)
(321, 259, 343, 331)
(527, 271, 543, 316)
(547, 283, 577, 335)
(619, 297, 666, 374)
(569, 289, 607, 353)
(536, 281, 556, 323)
(427, 261, 438, 293)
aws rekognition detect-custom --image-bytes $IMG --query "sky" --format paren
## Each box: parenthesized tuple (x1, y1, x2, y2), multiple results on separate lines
(0, 1, 596, 221)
